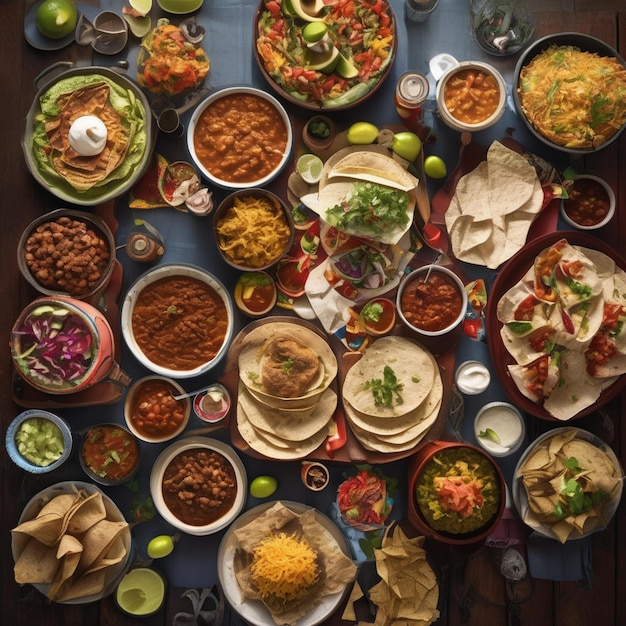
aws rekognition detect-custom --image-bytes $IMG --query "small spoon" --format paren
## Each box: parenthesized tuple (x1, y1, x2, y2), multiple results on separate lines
(421, 222, 447, 282)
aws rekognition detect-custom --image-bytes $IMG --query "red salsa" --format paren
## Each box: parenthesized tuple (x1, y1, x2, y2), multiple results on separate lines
(400, 272, 464, 332)
(82, 425, 139, 482)
(128, 378, 187, 439)
(563, 178, 612, 227)
(360, 299, 396, 335)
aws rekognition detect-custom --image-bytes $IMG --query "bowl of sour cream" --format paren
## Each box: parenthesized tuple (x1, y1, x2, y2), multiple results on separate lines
(474, 402, 526, 457)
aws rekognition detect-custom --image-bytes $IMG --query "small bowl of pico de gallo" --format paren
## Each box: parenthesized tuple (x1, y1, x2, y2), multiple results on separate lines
(560, 174, 615, 230)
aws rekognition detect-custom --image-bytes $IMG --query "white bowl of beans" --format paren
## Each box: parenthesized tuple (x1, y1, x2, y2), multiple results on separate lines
(121, 263, 234, 379)
(433, 57, 506, 133)
(186, 86, 293, 189)
(17, 208, 116, 299)
(560, 175, 616, 230)
(150, 437, 247, 536)
(124, 376, 191, 443)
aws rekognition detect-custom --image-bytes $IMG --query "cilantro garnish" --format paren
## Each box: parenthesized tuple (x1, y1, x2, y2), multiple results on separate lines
(363, 365, 404, 407)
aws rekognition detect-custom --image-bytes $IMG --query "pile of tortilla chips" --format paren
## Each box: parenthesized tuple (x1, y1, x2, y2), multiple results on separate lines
(344, 525, 439, 626)
(445, 141, 544, 269)
(517, 428, 623, 543)
(12, 486, 130, 602)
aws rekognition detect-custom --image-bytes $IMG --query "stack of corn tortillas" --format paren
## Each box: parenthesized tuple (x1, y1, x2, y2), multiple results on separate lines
(342, 336, 442, 453)
(236, 322, 339, 459)
(445, 141, 544, 269)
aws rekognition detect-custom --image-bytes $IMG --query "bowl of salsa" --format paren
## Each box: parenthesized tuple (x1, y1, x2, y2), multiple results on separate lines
(124, 376, 191, 443)
(560, 175, 615, 230)
(233, 271, 278, 317)
(79, 423, 140, 486)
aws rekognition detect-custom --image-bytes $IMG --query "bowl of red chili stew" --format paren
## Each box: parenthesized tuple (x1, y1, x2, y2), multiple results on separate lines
(187, 86, 292, 190)
(124, 376, 191, 443)
(560, 175, 615, 230)
(396, 265, 468, 348)
(121, 264, 234, 379)
(79, 423, 141, 486)
(435, 60, 506, 133)
(150, 437, 247, 536)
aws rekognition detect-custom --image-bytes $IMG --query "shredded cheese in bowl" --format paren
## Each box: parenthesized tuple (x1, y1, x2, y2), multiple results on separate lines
(250, 532, 319, 603)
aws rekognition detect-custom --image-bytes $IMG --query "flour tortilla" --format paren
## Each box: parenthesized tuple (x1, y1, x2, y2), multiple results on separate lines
(342, 336, 436, 417)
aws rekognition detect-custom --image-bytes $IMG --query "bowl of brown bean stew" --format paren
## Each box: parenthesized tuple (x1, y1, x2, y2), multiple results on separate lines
(121, 263, 234, 379)
(435, 60, 506, 133)
(18, 208, 116, 299)
(186, 86, 293, 190)
(150, 437, 247, 536)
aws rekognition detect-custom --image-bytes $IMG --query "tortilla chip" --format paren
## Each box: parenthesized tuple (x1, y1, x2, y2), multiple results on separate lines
(13, 537, 61, 584)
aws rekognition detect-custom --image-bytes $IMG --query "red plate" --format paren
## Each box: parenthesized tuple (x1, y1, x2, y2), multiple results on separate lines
(486, 230, 626, 421)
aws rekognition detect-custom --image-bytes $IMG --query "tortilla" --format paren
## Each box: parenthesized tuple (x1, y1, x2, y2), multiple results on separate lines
(445, 141, 543, 269)
(342, 336, 436, 417)
(328, 151, 418, 192)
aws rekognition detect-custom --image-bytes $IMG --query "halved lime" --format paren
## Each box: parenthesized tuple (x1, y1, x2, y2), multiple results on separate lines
(297, 154, 324, 184)
(336, 53, 359, 79)
(124, 13, 152, 38)
(306, 46, 339, 73)
(129, 0, 152, 16)
(302, 23, 327, 43)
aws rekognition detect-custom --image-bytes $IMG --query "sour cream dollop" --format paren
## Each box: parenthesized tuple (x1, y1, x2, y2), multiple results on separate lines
(68, 115, 108, 156)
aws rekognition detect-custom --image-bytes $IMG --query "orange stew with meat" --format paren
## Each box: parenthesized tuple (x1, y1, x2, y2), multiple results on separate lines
(131, 276, 229, 371)
(193, 93, 288, 183)
(443, 68, 500, 124)
(82, 425, 139, 482)
(400, 272, 464, 332)
(563, 178, 611, 227)
(128, 378, 187, 438)
(161, 448, 238, 526)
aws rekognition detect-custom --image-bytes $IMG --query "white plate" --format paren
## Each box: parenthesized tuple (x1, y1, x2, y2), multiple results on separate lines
(217, 500, 352, 626)
(512, 427, 624, 541)
(150, 437, 247, 536)
(11, 481, 132, 603)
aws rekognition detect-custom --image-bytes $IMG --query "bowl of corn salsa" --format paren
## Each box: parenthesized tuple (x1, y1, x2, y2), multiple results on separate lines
(187, 86, 292, 190)
(407, 441, 506, 546)
(560, 175, 615, 230)
(6, 410, 72, 474)
(434, 60, 506, 133)
(79, 423, 141, 486)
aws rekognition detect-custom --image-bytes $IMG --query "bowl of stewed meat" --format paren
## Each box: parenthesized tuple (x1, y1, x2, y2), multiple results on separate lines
(186, 86, 293, 190)
(396, 265, 468, 351)
(17, 208, 116, 299)
(124, 376, 191, 443)
(150, 437, 247, 536)
(120, 263, 234, 379)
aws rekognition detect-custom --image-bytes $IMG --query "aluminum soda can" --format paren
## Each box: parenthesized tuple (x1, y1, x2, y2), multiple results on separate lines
(394, 71, 429, 133)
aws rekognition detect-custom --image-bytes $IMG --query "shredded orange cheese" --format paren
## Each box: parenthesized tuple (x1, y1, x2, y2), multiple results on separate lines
(250, 532, 319, 603)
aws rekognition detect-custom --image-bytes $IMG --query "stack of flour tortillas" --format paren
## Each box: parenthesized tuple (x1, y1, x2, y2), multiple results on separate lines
(445, 141, 544, 269)
(342, 336, 442, 453)
(236, 321, 338, 459)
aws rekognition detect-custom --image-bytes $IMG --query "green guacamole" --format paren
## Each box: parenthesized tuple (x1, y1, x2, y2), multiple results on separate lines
(415, 448, 501, 535)
(30, 74, 148, 201)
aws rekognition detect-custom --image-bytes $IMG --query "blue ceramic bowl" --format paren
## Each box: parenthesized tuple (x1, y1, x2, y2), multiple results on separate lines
(6, 410, 73, 474)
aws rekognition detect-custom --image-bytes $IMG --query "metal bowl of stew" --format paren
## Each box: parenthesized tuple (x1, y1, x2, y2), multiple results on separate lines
(186, 86, 293, 190)
(79, 423, 141, 486)
(121, 263, 234, 379)
(150, 437, 247, 536)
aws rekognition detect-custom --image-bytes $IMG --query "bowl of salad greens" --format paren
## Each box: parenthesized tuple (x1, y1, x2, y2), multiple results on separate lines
(10, 296, 123, 395)
(6, 410, 73, 474)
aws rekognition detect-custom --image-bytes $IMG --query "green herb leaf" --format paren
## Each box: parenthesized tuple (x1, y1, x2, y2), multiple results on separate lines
(281, 357, 294, 376)
(363, 365, 404, 407)
(478, 428, 501, 444)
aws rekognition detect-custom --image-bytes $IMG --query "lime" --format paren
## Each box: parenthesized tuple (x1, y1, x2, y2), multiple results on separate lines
(347, 121, 379, 145)
(306, 47, 339, 73)
(424, 155, 447, 179)
(391, 131, 422, 161)
(146, 534, 176, 559)
(249, 475, 278, 498)
(129, 0, 152, 16)
(124, 13, 152, 38)
(302, 22, 327, 43)
(36, 0, 78, 39)
(296, 153, 324, 184)
(336, 53, 359, 79)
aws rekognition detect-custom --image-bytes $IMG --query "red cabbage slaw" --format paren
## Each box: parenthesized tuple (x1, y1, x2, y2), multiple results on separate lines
(12, 305, 95, 389)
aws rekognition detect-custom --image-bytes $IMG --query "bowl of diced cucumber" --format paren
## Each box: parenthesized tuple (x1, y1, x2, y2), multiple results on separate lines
(6, 410, 73, 473)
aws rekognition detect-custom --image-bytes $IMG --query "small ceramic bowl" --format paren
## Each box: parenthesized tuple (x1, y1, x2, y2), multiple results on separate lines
(115, 567, 167, 618)
(124, 376, 191, 443)
(233, 271, 278, 317)
(193, 384, 231, 424)
(473, 402, 526, 457)
(359, 298, 396, 336)
(6, 410, 72, 474)
(560, 175, 615, 230)
(79, 423, 141, 485)
(302, 115, 336, 152)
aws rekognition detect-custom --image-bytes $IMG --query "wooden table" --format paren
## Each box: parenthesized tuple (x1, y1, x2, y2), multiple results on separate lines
(2, 1, 625, 625)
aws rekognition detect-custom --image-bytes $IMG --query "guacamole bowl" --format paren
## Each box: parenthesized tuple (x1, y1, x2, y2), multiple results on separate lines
(23, 64, 154, 206)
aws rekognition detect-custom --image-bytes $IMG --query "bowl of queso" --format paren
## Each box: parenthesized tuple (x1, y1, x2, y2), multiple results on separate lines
(434, 59, 506, 133)
(187, 86, 292, 190)
(560, 175, 615, 230)
(79, 423, 140, 486)
(396, 265, 468, 350)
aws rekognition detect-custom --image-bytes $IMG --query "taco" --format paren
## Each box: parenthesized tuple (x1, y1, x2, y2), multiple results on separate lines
(507, 355, 559, 404)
